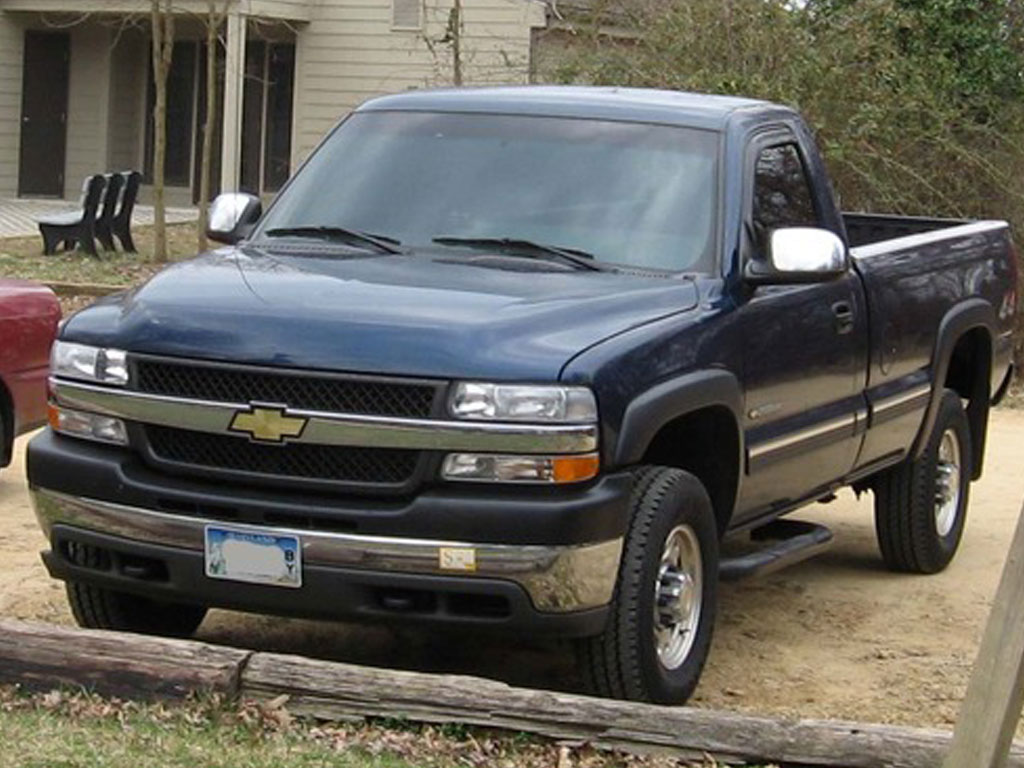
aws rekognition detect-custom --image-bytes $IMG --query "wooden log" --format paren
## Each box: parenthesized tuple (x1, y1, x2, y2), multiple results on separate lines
(944, 500, 1024, 768)
(242, 652, 1024, 768)
(5, 616, 1024, 767)
(0, 619, 250, 700)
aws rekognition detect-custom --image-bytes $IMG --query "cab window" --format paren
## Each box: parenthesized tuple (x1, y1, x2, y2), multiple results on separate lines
(752, 143, 817, 243)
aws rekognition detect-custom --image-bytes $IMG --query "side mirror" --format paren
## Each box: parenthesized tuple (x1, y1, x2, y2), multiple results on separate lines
(207, 193, 262, 245)
(745, 227, 849, 285)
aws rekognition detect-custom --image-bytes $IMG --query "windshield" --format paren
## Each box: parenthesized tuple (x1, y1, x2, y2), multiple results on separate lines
(257, 111, 720, 272)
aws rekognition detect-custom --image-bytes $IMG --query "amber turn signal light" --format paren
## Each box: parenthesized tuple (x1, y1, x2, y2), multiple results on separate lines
(551, 453, 601, 484)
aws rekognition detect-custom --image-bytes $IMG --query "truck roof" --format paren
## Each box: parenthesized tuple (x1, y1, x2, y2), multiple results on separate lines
(357, 86, 782, 131)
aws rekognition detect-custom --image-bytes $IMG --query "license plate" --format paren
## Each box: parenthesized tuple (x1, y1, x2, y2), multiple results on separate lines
(204, 525, 302, 588)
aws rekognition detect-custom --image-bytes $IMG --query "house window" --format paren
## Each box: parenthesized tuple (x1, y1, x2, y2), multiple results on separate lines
(392, 0, 422, 30)
(144, 40, 225, 202)
(144, 41, 198, 186)
(239, 41, 295, 195)
(264, 45, 295, 191)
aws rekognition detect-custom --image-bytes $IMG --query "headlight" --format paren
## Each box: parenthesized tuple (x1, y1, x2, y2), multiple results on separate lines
(449, 383, 597, 423)
(51, 341, 128, 386)
(442, 452, 600, 484)
(48, 404, 128, 445)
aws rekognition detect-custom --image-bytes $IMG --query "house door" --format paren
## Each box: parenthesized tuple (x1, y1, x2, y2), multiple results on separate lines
(18, 31, 70, 197)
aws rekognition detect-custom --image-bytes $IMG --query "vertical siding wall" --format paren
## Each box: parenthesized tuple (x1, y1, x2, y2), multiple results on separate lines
(63, 24, 112, 198)
(290, 0, 546, 167)
(0, 12, 24, 197)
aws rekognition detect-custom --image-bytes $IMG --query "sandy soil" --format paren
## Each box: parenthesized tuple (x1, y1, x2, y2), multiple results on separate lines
(3, 409, 1024, 731)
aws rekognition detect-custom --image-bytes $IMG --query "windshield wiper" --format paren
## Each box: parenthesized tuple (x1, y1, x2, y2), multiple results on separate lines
(265, 226, 404, 255)
(432, 237, 607, 272)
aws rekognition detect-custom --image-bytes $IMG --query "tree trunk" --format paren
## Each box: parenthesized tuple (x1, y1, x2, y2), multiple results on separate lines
(150, 0, 174, 263)
(452, 0, 463, 86)
(197, 1, 219, 253)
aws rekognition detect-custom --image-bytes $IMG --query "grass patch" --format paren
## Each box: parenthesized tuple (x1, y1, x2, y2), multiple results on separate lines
(0, 223, 200, 288)
(0, 704, 411, 768)
(0, 687, 758, 768)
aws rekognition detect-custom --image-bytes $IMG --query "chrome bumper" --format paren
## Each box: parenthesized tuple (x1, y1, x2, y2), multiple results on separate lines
(31, 489, 622, 613)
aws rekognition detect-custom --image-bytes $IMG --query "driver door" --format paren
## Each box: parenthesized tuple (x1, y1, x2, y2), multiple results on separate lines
(733, 136, 868, 523)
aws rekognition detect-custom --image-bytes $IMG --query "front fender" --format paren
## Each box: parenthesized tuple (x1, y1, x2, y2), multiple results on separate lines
(613, 368, 745, 466)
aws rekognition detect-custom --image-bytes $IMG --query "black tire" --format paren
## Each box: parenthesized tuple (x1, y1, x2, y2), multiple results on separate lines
(576, 466, 718, 704)
(874, 388, 972, 574)
(66, 582, 207, 638)
(64, 543, 206, 637)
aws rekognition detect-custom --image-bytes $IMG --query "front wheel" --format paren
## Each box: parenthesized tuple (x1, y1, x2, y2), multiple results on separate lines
(576, 466, 718, 704)
(63, 539, 207, 637)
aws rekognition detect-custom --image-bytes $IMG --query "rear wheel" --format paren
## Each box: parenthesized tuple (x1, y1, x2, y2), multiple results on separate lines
(576, 466, 718, 704)
(873, 389, 971, 574)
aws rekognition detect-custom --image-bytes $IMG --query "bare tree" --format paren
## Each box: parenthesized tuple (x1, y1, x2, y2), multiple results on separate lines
(424, 0, 464, 86)
(150, 0, 174, 263)
(197, 0, 231, 252)
(448, 0, 463, 86)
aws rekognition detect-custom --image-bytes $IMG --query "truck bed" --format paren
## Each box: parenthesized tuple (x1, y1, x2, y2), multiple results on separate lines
(843, 212, 969, 248)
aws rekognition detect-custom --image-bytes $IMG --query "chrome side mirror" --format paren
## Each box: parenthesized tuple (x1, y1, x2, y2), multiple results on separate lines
(746, 227, 849, 285)
(207, 193, 262, 245)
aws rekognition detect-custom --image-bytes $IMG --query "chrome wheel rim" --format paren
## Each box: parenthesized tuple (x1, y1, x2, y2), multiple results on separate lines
(935, 428, 961, 538)
(654, 524, 703, 671)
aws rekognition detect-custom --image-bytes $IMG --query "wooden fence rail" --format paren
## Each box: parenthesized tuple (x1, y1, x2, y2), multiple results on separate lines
(1, 618, 1022, 767)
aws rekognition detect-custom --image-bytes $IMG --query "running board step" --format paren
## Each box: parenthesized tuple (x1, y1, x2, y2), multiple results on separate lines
(719, 520, 833, 581)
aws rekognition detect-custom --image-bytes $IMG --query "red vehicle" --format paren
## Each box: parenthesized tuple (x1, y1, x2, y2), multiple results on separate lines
(0, 279, 60, 476)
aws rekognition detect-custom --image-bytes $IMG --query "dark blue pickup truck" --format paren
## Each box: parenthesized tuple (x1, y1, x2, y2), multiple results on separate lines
(28, 87, 1017, 704)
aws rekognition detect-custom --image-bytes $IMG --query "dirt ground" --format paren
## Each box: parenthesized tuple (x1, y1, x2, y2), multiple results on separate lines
(4, 409, 1024, 731)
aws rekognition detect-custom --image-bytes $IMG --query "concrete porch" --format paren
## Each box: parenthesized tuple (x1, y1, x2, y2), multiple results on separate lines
(0, 198, 196, 239)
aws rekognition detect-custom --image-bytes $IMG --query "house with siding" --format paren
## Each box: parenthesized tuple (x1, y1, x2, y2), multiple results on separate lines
(0, 0, 548, 204)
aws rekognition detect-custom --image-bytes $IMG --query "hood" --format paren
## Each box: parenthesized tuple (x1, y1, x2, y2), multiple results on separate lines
(62, 248, 699, 380)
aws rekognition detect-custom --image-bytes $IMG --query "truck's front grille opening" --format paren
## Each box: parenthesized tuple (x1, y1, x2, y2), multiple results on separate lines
(133, 358, 440, 418)
(144, 425, 421, 488)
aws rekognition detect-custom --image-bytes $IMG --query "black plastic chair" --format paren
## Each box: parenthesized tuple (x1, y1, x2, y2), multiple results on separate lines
(95, 172, 125, 252)
(112, 170, 142, 253)
(38, 175, 106, 256)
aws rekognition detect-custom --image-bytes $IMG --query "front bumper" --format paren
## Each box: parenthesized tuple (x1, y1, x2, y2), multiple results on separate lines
(28, 430, 632, 634)
(33, 488, 622, 615)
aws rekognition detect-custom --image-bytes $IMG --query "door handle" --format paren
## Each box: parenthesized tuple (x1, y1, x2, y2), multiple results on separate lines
(832, 301, 855, 335)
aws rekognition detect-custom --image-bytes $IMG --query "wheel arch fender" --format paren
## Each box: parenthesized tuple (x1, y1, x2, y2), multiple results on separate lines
(913, 298, 995, 474)
(613, 369, 745, 532)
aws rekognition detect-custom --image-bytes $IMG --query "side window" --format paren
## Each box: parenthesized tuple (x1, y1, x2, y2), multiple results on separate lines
(752, 144, 818, 243)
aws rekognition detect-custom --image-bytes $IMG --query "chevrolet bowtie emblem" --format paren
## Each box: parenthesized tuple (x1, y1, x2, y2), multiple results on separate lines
(229, 406, 307, 444)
